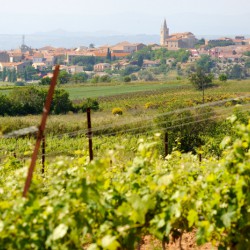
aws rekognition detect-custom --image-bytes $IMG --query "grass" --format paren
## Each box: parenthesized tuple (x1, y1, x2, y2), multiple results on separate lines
(62, 81, 188, 100)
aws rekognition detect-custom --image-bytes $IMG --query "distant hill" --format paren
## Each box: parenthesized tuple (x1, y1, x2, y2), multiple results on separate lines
(0, 31, 249, 50)
(0, 32, 160, 50)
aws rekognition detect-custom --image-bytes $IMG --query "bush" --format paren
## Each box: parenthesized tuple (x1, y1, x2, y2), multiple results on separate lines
(144, 102, 159, 109)
(219, 74, 228, 82)
(124, 76, 131, 82)
(0, 94, 12, 116)
(39, 77, 51, 85)
(72, 99, 100, 113)
(100, 75, 111, 83)
(138, 70, 154, 81)
(1, 87, 74, 116)
(112, 107, 123, 115)
(14, 81, 25, 86)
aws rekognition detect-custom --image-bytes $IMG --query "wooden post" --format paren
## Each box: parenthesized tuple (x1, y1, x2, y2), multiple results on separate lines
(199, 153, 202, 162)
(164, 132, 169, 157)
(42, 135, 45, 174)
(87, 108, 93, 161)
(22, 65, 60, 198)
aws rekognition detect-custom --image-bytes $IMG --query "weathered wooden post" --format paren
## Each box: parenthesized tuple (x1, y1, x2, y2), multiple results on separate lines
(22, 65, 60, 198)
(87, 108, 93, 161)
(164, 132, 169, 157)
(41, 135, 45, 174)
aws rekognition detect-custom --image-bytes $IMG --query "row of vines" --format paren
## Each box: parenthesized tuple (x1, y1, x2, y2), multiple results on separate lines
(1, 116, 250, 249)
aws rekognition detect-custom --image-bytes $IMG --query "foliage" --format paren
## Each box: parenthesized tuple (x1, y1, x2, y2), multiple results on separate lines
(206, 39, 235, 49)
(0, 87, 74, 116)
(112, 107, 123, 115)
(121, 66, 140, 76)
(15, 81, 25, 86)
(58, 70, 71, 84)
(51, 89, 73, 114)
(128, 46, 190, 64)
(219, 74, 228, 82)
(123, 76, 131, 83)
(138, 70, 154, 81)
(188, 68, 213, 90)
(196, 55, 215, 73)
(39, 77, 51, 85)
(106, 48, 112, 62)
(1, 118, 250, 249)
(228, 64, 246, 79)
(71, 72, 88, 83)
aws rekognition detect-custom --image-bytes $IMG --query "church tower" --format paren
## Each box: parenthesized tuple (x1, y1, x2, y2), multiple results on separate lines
(160, 19, 169, 45)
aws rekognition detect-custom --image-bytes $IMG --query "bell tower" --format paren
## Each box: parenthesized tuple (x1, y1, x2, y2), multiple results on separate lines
(160, 19, 169, 46)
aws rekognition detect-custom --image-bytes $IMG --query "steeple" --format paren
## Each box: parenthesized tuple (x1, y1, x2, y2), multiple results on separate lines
(160, 18, 169, 46)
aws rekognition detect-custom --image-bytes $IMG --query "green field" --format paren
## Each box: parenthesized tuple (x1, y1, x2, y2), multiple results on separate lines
(0, 81, 188, 99)
(62, 82, 188, 99)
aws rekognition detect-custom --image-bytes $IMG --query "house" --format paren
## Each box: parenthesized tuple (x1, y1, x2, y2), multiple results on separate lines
(32, 62, 47, 70)
(0, 62, 28, 73)
(9, 51, 23, 62)
(142, 60, 160, 68)
(32, 53, 44, 63)
(0, 51, 10, 62)
(66, 65, 84, 74)
(94, 63, 111, 72)
(111, 41, 146, 53)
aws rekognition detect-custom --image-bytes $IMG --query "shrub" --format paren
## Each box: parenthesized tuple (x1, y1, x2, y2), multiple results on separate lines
(81, 98, 100, 112)
(144, 102, 159, 109)
(112, 107, 123, 115)
(219, 74, 228, 82)
(124, 76, 131, 83)
(100, 75, 111, 83)
(14, 81, 25, 86)
(72, 98, 100, 113)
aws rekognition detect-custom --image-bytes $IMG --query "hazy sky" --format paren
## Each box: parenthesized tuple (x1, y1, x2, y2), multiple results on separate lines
(0, 0, 249, 35)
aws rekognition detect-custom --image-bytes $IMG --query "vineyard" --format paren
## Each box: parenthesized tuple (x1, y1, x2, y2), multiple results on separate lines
(1, 79, 250, 249)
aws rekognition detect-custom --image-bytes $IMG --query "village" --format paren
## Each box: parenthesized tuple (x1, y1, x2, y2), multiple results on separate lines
(0, 20, 250, 84)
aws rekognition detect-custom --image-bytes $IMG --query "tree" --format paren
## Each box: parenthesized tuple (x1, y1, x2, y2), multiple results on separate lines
(39, 77, 51, 85)
(12, 68, 17, 82)
(189, 68, 213, 104)
(137, 54, 144, 67)
(71, 72, 88, 83)
(58, 70, 71, 84)
(89, 43, 95, 49)
(2, 67, 6, 81)
(196, 55, 215, 73)
(229, 64, 244, 79)
(219, 74, 228, 82)
(124, 76, 131, 82)
(106, 48, 112, 62)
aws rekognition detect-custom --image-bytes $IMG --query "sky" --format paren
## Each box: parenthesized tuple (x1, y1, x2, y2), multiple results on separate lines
(0, 0, 249, 36)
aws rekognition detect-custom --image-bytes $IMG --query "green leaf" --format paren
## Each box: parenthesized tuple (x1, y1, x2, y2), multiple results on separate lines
(187, 209, 198, 227)
(101, 235, 120, 250)
(221, 211, 236, 228)
(52, 224, 68, 241)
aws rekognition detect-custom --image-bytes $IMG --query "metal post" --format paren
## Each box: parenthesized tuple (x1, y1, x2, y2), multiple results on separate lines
(87, 108, 93, 161)
(22, 65, 60, 198)
(42, 135, 45, 174)
(164, 132, 169, 157)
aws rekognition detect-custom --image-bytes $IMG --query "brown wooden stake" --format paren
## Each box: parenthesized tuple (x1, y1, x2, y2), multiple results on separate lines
(199, 153, 202, 162)
(22, 65, 60, 198)
(164, 132, 169, 157)
(42, 135, 45, 174)
(87, 108, 93, 161)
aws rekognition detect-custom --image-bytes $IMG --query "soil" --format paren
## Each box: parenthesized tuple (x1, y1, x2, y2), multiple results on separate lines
(140, 231, 217, 250)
